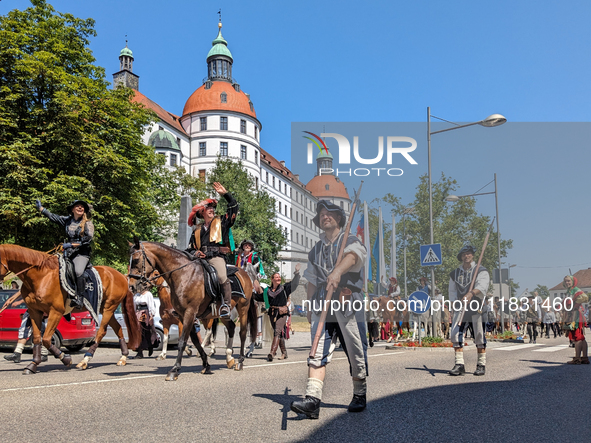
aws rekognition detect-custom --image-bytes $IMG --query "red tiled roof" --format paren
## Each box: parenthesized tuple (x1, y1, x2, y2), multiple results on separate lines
(550, 268, 591, 290)
(259, 148, 308, 189)
(182, 81, 257, 119)
(132, 90, 186, 135)
(306, 175, 350, 200)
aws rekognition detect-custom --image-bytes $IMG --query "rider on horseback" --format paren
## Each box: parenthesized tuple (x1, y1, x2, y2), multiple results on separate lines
(186, 182, 238, 318)
(35, 199, 94, 309)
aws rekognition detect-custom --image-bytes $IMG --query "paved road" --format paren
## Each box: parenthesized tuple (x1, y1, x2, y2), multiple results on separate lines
(0, 333, 588, 442)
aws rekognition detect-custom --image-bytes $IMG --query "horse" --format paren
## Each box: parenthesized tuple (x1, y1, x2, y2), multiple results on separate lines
(152, 274, 197, 360)
(0, 244, 140, 374)
(128, 240, 257, 381)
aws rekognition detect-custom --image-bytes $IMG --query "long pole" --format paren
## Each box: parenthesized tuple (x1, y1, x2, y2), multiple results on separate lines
(495, 173, 504, 332)
(403, 213, 408, 298)
(427, 108, 436, 338)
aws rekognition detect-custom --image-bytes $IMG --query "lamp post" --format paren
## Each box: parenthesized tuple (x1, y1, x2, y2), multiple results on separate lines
(402, 206, 414, 298)
(428, 108, 506, 334)
(445, 173, 505, 330)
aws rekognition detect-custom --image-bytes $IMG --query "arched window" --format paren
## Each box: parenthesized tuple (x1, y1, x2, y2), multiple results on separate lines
(220, 92, 227, 103)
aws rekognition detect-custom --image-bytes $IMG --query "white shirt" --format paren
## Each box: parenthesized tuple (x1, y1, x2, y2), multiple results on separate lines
(134, 290, 157, 317)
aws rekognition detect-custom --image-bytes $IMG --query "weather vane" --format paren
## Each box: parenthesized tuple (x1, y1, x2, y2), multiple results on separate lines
(218, 9, 222, 22)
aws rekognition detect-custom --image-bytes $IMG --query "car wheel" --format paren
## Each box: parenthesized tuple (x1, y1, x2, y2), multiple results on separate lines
(155, 329, 164, 351)
(51, 333, 62, 350)
(66, 344, 85, 353)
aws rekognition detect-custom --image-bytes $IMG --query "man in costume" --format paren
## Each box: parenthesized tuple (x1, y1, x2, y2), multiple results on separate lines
(563, 275, 589, 364)
(186, 182, 238, 318)
(387, 277, 400, 297)
(235, 239, 264, 294)
(448, 244, 490, 376)
(290, 200, 368, 419)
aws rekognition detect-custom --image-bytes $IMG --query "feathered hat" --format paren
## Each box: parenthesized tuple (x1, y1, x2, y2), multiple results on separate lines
(188, 198, 218, 226)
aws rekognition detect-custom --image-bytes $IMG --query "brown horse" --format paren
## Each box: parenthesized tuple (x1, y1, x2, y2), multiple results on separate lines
(0, 244, 140, 374)
(128, 240, 257, 381)
(376, 296, 410, 341)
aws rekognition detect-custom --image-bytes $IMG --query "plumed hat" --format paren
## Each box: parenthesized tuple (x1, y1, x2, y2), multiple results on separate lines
(188, 198, 218, 226)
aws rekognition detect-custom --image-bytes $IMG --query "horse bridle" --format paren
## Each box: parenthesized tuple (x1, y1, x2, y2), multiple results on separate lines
(128, 242, 193, 290)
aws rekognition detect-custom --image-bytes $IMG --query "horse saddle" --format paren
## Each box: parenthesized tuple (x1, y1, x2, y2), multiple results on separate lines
(198, 259, 245, 303)
(57, 254, 103, 325)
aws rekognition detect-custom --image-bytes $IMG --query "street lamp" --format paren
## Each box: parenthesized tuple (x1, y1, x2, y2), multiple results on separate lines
(427, 108, 506, 328)
(444, 173, 505, 330)
(402, 206, 414, 298)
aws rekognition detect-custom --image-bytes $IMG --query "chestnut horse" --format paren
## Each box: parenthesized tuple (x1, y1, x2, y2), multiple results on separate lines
(0, 244, 140, 374)
(128, 240, 257, 381)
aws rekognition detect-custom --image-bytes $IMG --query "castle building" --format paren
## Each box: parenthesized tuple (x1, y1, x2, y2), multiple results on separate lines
(112, 22, 350, 276)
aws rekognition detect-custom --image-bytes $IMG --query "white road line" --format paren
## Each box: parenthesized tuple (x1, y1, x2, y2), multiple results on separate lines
(532, 344, 570, 353)
(1, 352, 405, 392)
(494, 343, 543, 351)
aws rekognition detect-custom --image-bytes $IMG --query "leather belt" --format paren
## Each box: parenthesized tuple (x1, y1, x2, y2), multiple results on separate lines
(200, 246, 231, 254)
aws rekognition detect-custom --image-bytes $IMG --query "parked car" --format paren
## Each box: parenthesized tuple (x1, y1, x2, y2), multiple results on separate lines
(0, 289, 96, 352)
(98, 298, 178, 350)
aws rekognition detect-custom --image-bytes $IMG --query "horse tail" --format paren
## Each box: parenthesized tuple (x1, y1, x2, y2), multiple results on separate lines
(248, 296, 258, 345)
(122, 289, 141, 351)
(211, 318, 219, 340)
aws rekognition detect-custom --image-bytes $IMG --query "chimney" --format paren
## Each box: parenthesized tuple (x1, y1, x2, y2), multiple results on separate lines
(294, 174, 299, 181)
(280, 160, 285, 167)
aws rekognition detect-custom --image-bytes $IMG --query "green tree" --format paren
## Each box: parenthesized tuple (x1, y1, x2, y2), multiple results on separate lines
(534, 284, 550, 299)
(370, 173, 512, 298)
(206, 157, 286, 273)
(0, 1, 199, 263)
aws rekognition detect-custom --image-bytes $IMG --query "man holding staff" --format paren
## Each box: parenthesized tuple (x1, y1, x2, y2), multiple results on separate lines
(290, 200, 367, 419)
(449, 244, 490, 376)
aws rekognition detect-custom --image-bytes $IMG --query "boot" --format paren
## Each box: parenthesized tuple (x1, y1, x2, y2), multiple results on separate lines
(4, 352, 21, 363)
(581, 357, 590, 364)
(567, 357, 581, 365)
(71, 275, 86, 308)
(268, 336, 280, 362)
(473, 364, 486, 376)
(219, 281, 232, 318)
(348, 394, 367, 412)
(290, 396, 320, 419)
(278, 338, 288, 360)
(449, 364, 465, 376)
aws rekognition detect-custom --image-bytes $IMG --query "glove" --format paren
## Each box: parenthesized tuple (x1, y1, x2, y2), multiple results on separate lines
(35, 200, 43, 211)
(62, 243, 72, 249)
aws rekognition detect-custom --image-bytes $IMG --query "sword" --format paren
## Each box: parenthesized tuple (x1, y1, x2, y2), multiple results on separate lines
(455, 218, 495, 326)
(309, 182, 363, 359)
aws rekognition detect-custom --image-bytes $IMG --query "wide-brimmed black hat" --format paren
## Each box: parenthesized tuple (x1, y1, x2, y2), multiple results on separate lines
(239, 239, 256, 250)
(312, 200, 346, 228)
(457, 244, 476, 262)
(67, 200, 91, 215)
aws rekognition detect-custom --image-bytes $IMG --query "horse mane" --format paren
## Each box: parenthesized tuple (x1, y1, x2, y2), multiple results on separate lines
(1, 244, 58, 270)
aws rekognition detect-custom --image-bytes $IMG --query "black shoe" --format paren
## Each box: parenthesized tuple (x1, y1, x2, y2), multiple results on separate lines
(131, 352, 144, 359)
(255, 342, 263, 349)
(219, 304, 231, 318)
(348, 394, 367, 412)
(449, 364, 465, 376)
(290, 396, 320, 419)
(473, 364, 486, 376)
(41, 355, 48, 362)
(4, 352, 21, 363)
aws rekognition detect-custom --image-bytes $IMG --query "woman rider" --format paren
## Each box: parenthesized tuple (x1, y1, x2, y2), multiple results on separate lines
(35, 199, 94, 308)
(253, 264, 301, 361)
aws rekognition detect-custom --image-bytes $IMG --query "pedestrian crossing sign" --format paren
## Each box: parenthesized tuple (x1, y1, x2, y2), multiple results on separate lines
(420, 243, 442, 267)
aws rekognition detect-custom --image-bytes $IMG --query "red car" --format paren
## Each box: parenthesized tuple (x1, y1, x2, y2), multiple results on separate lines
(0, 289, 96, 352)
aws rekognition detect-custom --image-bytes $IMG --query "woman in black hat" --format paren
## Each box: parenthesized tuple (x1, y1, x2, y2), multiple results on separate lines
(35, 199, 94, 308)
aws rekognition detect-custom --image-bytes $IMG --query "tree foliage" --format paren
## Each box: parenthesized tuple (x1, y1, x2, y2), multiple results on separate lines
(0, 1, 198, 263)
(534, 284, 550, 299)
(365, 173, 513, 298)
(206, 157, 286, 273)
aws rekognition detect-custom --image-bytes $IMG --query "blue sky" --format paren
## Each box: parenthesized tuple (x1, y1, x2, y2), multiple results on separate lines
(3, 0, 591, 292)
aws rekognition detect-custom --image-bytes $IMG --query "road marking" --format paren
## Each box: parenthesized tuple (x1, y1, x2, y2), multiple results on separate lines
(495, 343, 543, 351)
(0, 352, 405, 392)
(532, 344, 570, 353)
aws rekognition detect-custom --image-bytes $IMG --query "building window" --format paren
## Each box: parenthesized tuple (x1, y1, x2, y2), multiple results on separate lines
(255, 126, 258, 140)
(199, 142, 206, 157)
(290, 208, 292, 219)
(340, 201, 343, 208)
(220, 116, 228, 130)
(285, 206, 288, 216)
(325, 184, 330, 190)
(220, 142, 228, 156)
(240, 120, 246, 134)
(290, 188, 292, 198)
(241, 145, 247, 160)
(285, 184, 287, 194)
(199, 169, 206, 183)
(296, 232, 299, 244)
(255, 177, 258, 188)
(279, 202, 282, 213)
(279, 180, 281, 191)
(170, 153, 177, 167)
(254, 151, 258, 165)
(290, 230, 293, 240)
(200, 117, 207, 131)
(306, 217, 308, 227)
(177, 137, 181, 148)
(220, 92, 227, 103)
(266, 171, 269, 184)
(296, 211, 299, 223)
(272, 176, 275, 188)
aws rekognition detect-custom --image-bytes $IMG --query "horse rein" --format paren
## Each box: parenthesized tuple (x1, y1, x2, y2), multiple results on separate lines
(0, 245, 60, 284)
(128, 242, 193, 289)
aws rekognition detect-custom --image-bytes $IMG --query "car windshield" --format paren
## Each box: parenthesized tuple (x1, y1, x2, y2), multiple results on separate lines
(0, 290, 26, 309)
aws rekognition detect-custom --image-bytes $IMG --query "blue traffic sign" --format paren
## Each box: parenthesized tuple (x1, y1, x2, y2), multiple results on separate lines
(420, 243, 442, 266)
(408, 291, 431, 314)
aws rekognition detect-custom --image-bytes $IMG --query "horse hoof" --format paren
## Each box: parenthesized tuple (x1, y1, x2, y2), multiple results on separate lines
(226, 358, 235, 369)
(117, 356, 127, 366)
(186, 349, 193, 357)
(156, 354, 165, 361)
(165, 371, 179, 381)
(201, 366, 213, 375)
(208, 350, 215, 357)
(62, 355, 72, 366)
(76, 361, 87, 370)
(234, 361, 243, 371)
(22, 368, 35, 375)
(246, 351, 253, 358)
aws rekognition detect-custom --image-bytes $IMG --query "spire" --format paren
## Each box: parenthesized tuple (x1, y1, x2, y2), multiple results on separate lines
(113, 37, 139, 90)
(206, 20, 234, 82)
